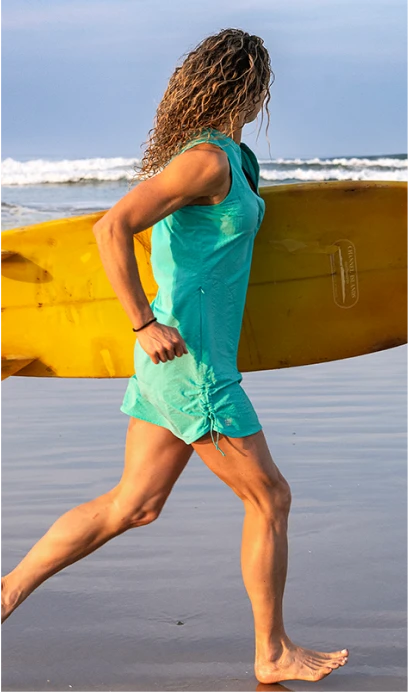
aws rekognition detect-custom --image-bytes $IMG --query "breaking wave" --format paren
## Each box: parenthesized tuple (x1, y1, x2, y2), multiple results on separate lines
(1, 153, 406, 186)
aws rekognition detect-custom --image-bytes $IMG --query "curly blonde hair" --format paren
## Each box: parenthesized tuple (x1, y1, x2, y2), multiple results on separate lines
(132, 28, 274, 183)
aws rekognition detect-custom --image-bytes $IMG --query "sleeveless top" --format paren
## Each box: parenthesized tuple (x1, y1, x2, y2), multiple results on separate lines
(120, 127, 266, 455)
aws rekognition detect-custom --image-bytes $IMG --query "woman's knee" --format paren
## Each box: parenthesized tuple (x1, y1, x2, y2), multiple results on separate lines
(110, 486, 166, 531)
(244, 475, 292, 517)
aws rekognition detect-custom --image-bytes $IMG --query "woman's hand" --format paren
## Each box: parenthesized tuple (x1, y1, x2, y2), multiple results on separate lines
(137, 320, 189, 364)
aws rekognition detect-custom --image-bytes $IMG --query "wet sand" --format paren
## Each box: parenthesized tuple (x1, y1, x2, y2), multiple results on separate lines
(1, 346, 406, 691)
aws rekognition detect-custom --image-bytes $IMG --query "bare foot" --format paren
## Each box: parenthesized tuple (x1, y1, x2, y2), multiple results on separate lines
(1, 577, 20, 624)
(0, 577, 6, 625)
(255, 638, 349, 684)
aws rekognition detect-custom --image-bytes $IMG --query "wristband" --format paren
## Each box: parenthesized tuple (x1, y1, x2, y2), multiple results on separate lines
(132, 317, 157, 332)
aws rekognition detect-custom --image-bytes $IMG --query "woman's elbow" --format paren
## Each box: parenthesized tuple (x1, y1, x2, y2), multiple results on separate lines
(93, 216, 109, 236)
(93, 214, 131, 241)
(93, 215, 121, 244)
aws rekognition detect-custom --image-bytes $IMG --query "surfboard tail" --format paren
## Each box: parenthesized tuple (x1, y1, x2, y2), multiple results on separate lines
(1, 357, 37, 380)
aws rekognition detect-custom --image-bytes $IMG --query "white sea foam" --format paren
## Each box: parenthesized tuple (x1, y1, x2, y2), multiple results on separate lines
(259, 166, 407, 182)
(1, 156, 140, 186)
(1, 154, 406, 186)
(258, 156, 408, 168)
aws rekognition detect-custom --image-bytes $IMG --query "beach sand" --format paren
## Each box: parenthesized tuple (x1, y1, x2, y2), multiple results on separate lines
(1, 346, 406, 691)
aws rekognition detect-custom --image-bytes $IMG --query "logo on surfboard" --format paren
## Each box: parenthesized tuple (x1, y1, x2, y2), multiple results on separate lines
(330, 239, 359, 309)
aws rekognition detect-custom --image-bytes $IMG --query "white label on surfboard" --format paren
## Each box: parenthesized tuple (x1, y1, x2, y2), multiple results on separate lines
(330, 239, 359, 309)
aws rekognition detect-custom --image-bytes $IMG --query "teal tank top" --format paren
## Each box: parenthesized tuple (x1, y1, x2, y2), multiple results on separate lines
(120, 127, 266, 456)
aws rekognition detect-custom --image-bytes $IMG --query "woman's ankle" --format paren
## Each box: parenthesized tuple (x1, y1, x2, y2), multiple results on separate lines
(255, 631, 291, 662)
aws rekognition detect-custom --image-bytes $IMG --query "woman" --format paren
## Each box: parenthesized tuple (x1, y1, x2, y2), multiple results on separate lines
(1, 28, 349, 684)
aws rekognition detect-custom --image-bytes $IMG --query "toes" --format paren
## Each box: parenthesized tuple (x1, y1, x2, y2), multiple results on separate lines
(322, 657, 349, 673)
(313, 666, 334, 681)
(320, 650, 348, 662)
(326, 651, 347, 659)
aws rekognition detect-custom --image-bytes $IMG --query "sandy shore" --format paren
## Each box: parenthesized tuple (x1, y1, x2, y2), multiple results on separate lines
(1, 346, 406, 691)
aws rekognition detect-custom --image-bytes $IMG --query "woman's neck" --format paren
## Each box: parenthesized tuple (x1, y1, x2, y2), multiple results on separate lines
(232, 127, 243, 145)
(211, 122, 243, 145)
(213, 108, 252, 144)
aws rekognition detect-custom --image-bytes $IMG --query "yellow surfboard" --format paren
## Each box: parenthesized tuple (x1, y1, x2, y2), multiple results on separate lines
(1, 180, 406, 379)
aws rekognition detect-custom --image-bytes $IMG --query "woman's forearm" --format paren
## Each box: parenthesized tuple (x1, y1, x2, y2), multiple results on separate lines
(92, 221, 154, 330)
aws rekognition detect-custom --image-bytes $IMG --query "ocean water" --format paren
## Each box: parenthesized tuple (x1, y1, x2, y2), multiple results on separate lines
(1, 151, 407, 230)
(1, 153, 407, 691)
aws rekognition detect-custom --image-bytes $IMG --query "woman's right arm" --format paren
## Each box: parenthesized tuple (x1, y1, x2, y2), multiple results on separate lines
(92, 146, 229, 364)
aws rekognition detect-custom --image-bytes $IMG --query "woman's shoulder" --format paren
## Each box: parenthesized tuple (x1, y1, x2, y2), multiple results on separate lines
(162, 139, 230, 204)
(176, 129, 231, 155)
(168, 130, 229, 167)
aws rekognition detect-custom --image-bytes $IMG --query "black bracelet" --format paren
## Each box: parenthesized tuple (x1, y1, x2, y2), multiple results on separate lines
(132, 317, 157, 332)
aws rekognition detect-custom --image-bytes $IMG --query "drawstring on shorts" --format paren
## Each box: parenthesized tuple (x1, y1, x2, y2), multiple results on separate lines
(199, 384, 226, 457)
(209, 410, 226, 457)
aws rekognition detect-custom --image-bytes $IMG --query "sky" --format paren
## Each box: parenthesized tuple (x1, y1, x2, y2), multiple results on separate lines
(1, 0, 407, 161)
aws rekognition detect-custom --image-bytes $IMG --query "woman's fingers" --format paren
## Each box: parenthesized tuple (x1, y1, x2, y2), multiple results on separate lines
(174, 340, 188, 358)
(164, 347, 176, 361)
(155, 340, 187, 363)
(154, 344, 177, 363)
(156, 348, 170, 363)
(138, 322, 189, 363)
(150, 352, 160, 365)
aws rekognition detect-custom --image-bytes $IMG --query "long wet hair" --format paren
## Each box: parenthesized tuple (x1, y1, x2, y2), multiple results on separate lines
(132, 28, 274, 182)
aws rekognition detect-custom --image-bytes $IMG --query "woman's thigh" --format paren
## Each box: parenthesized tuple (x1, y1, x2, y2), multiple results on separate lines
(117, 417, 194, 510)
(191, 429, 290, 507)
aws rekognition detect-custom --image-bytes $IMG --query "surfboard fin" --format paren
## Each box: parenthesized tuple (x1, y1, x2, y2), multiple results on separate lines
(1, 356, 37, 380)
(1, 250, 21, 262)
